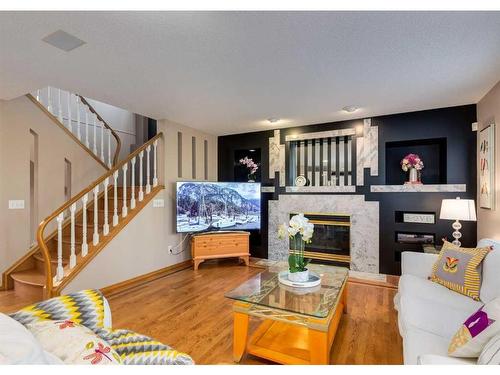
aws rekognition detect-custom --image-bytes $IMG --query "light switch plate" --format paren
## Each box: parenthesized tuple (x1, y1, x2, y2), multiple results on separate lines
(153, 199, 165, 208)
(9, 200, 25, 209)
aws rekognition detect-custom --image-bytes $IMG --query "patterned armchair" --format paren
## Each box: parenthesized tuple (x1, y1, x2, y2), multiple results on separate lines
(9, 289, 194, 365)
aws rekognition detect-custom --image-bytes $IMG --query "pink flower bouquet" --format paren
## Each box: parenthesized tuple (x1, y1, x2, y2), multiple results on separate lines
(401, 153, 424, 172)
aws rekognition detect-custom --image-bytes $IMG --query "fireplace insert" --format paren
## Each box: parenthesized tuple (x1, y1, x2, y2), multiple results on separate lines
(289, 213, 350, 265)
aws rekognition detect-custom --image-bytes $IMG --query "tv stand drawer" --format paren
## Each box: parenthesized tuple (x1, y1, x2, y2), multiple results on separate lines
(191, 232, 250, 269)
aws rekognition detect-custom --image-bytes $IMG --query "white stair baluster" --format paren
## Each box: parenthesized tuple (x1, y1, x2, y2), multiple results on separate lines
(122, 163, 128, 218)
(36, 89, 40, 101)
(107, 129, 112, 168)
(92, 185, 99, 246)
(67, 92, 72, 131)
(69, 203, 76, 268)
(47, 86, 52, 113)
(93, 114, 97, 155)
(76, 96, 81, 140)
(56, 213, 64, 282)
(85, 111, 90, 148)
(153, 139, 158, 187)
(103, 177, 110, 235)
(112, 171, 119, 226)
(100, 122, 105, 162)
(146, 145, 151, 194)
(81, 194, 88, 257)
(138, 150, 144, 201)
(58, 88, 63, 122)
(130, 157, 136, 209)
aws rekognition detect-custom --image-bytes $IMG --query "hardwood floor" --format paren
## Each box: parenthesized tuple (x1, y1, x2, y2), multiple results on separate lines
(106, 260, 403, 365)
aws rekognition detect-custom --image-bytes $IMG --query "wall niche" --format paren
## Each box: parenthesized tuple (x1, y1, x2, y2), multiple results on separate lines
(385, 138, 447, 185)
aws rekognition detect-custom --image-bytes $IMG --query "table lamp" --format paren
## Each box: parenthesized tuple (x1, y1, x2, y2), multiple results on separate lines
(439, 197, 477, 247)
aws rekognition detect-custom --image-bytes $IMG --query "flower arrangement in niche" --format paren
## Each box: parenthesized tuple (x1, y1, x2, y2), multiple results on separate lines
(401, 153, 424, 184)
(278, 213, 314, 282)
(239, 156, 259, 182)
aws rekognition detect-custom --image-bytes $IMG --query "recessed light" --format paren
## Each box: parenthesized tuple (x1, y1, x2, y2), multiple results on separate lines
(342, 106, 358, 113)
(267, 118, 280, 124)
(42, 30, 86, 52)
(249, 149, 256, 152)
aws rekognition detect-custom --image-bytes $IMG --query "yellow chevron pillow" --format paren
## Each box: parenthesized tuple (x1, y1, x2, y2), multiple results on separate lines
(430, 241, 491, 301)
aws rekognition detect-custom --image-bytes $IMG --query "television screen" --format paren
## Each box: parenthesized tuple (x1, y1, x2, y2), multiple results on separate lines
(176, 181, 261, 233)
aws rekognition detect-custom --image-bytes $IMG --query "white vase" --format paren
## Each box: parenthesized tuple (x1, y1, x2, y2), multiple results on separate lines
(288, 269, 309, 282)
(409, 168, 418, 184)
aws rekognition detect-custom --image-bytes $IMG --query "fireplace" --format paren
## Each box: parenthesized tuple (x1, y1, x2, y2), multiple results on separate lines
(289, 213, 350, 265)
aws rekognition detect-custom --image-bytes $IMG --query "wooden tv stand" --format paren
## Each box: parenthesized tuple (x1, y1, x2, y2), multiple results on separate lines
(191, 231, 250, 270)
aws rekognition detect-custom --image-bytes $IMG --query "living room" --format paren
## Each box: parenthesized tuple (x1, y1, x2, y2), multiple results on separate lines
(1, 0, 500, 370)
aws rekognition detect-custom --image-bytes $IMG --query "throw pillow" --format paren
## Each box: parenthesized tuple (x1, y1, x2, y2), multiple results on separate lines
(430, 240, 491, 300)
(27, 320, 121, 365)
(449, 297, 500, 357)
(478, 332, 500, 365)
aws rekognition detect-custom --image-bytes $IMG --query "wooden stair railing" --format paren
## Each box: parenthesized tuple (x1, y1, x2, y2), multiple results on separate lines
(35, 133, 162, 298)
(31, 86, 122, 168)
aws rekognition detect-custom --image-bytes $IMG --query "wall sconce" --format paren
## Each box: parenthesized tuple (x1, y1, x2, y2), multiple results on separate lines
(355, 124, 364, 136)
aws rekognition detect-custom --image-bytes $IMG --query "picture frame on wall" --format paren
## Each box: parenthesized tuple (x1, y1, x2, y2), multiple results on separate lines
(479, 124, 495, 209)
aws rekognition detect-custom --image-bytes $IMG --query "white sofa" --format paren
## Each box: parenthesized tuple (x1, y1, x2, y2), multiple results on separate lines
(395, 238, 500, 365)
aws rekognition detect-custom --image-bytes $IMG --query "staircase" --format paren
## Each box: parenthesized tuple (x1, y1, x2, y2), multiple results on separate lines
(3, 90, 163, 300)
(30, 86, 121, 169)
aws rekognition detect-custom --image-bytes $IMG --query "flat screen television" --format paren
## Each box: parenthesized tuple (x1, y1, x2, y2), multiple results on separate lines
(176, 181, 261, 233)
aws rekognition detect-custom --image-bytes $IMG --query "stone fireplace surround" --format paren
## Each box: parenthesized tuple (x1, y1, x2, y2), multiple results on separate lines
(268, 194, 379, 273)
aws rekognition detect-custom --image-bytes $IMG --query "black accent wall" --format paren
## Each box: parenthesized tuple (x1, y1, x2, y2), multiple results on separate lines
(218, 105, 477, 275)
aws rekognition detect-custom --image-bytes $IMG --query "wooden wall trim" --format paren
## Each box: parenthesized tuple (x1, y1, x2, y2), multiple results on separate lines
(100, 259, 192, 298)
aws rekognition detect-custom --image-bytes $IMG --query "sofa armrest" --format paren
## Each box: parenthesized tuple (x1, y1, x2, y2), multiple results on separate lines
(401, 251, 438, 279)
(418, 354, 476, 365)
(103, 296, 112, 329)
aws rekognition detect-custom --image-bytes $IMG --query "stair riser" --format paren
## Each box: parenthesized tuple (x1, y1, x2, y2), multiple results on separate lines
(34, 256, 61, 276)
(12, 279, 44, 300)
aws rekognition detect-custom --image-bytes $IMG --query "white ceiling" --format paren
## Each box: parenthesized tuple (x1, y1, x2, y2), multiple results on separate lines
(1, 11, 500, 135)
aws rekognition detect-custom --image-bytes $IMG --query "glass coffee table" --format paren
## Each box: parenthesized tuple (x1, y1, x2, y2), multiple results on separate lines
(225, 262, 348, 365)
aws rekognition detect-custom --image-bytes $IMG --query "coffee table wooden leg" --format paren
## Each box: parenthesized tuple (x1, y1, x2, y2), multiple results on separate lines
(309, 329, 329, 365)
(233, 311, 249, 362)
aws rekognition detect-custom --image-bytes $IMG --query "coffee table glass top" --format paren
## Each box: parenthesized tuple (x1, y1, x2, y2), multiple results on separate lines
(225, 262, 348, 318)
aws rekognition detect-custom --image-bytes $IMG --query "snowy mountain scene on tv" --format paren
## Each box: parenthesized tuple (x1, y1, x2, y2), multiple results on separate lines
(176, 182, 261, 233)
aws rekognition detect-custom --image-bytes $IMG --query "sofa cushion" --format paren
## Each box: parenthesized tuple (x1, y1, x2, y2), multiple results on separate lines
(0, 313, 51, 364)
(399, 274, 483, 312)
(399, 294, 478, 339)
(478, 239, 500, 303)
(403, 327, 450, 365)
(478, 332, 500, 365)
(94, 327, 194, 365)
(430, 241, 490, 301)
(448, 297, 500, 358)
(10, 289, 107, 332)
(27, 319, 121, 365)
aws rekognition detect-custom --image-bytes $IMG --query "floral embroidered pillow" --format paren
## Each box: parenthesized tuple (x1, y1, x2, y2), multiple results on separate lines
(449, 297, 500, 357)
(26, 320, 121, 365)
(430, 241, 491, 300)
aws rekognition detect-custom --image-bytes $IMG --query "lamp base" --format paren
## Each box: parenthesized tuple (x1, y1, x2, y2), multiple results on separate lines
(451, 220, 462, 247)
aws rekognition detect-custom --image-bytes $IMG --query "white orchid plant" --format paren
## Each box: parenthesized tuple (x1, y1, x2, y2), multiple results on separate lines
(278, 213, 314, 273)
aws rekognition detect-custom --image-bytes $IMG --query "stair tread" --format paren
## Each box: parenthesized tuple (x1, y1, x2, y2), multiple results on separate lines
(11, 269, 45, 286)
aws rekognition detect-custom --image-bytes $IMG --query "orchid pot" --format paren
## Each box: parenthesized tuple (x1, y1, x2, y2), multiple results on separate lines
(278, 213, 315, 283)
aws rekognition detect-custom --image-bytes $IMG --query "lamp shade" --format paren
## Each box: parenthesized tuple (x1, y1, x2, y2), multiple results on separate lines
(439, 197, 477, 221)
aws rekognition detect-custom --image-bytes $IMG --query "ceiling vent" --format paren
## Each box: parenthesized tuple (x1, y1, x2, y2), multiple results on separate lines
(42, 30, 86, 52)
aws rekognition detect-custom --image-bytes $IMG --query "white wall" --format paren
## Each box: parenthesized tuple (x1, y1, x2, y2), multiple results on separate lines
(0, 96, 108, 282)
(477, 80, 500, 240)
(63, 119, 217, 292)
(85, 98, 138, 161)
